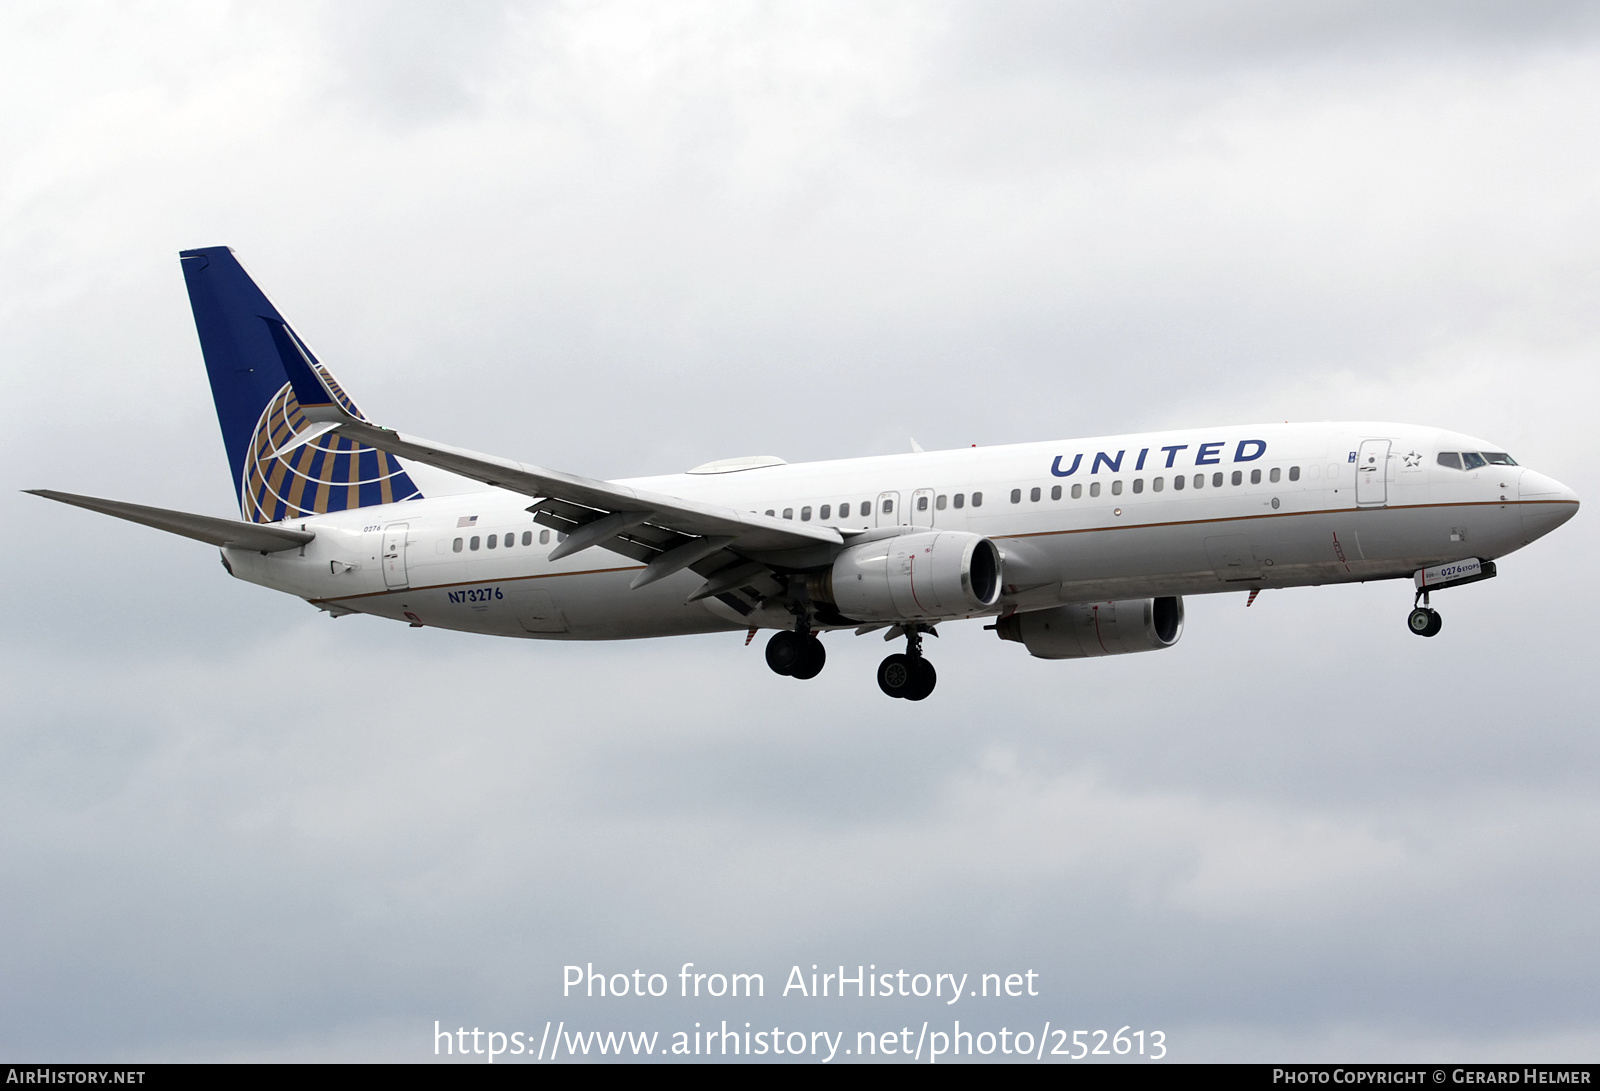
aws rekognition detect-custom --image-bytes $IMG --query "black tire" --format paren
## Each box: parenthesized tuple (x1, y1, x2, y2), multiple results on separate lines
(790, 636, 826, 680)
(1407, 607, 1434, 636)
(1423, 609, 1442, 638)
(903, 657, 937, 701)
(877, 653, 913, 698)
(766, 630, 802, 675)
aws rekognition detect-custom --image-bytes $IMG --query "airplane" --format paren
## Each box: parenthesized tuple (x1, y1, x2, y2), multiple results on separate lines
(28, 247, 1581, 700)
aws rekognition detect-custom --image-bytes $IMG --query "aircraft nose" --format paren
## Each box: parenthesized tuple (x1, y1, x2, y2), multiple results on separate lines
(1517, 468, 1579, 542)
(1518, 468, 1579, 505)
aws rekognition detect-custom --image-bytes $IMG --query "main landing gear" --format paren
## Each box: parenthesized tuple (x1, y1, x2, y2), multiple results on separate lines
(764, 623, 938, 699)
(766, 628, 826, 679)
(877, 626, 937, 701)
(1407, 591, 1443, 638)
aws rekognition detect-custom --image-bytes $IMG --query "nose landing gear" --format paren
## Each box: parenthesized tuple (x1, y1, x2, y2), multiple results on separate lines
(1407, 591, 1442, 638)
(877, 625, 937, 700)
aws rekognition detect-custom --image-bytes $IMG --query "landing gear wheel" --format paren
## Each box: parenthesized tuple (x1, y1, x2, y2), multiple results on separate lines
(790, 636, 826, 680)
(878, 654, 937, 699)
(877, 653, 913, 698)
(1407, 607, 1442, 638)
(766, 630, 802, 675)
(903, 657, 937, 701)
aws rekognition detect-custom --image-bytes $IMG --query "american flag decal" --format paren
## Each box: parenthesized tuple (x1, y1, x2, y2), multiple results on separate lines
(457, 515, 479, 527)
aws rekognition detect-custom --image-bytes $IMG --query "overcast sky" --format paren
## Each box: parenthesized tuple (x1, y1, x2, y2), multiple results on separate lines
(3, 0, 1599, 1063)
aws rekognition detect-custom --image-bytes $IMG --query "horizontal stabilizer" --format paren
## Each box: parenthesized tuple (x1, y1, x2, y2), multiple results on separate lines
(25, 490, 314, 553)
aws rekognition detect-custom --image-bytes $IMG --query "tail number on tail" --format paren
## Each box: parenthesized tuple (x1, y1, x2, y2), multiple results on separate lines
(448, 586, 504, 604)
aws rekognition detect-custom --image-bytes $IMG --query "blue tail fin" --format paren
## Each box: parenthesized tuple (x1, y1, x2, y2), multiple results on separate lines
(179, 247, 422, 523)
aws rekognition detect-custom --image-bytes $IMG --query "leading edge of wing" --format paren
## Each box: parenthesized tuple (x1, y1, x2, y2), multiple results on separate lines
(332, 420, 842, 554)
(25, 490, 314, 552)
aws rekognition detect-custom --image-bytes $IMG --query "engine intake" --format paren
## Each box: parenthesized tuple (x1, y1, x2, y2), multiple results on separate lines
(810, 531, 1002, 623)
(995, 597, 1184, 659)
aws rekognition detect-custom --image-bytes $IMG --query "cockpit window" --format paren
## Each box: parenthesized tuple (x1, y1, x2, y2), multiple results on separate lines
(1437, 452, 1463, 470)
(1462, 452, 1487, 470)
(1482, 452, 1517, 466)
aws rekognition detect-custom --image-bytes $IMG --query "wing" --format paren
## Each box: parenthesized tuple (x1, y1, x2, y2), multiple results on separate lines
(273, 343, 842, 604)
(25, 490, 314, 553)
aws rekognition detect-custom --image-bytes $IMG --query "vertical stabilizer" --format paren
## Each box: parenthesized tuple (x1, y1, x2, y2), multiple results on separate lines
(179, 247, 421, 523)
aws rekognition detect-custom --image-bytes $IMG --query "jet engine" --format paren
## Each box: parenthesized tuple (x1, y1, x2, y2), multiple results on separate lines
(808, 531, 1002, 623)
(995, 596, 1184, 659)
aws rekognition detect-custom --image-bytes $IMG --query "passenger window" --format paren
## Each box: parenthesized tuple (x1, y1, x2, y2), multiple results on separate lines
(1029, 487, 1040, 502)
(862, 500, 871, 514)
(839, 502, 850, 518)
(453, 537, 463, 552)
(558, 532, 567, 542)
(935, 495, 947, 510)
(1269, 467, 1281, 483)
(972, 492, 983, 507)
(1089, 482, 1101, 497)
(1071, 483, 1082, 499)
(882, 499, 894, 514)
(487, 534, 497, 549)
(1010, 489, 1021, 504)
(1153, 476, 1164, 492)
(1050, 485, 1061, 500)
(1462, 452, 1486, 470)
(953, 494, 965, 509)
(820, 504, 831, 520)
(917, 496, 929, 511)
(1132, 479, 1144, 494)
(1231, 470, 1242, 486)
(783, 508, 794, 520)
(1111, 480, 1123, 495)
(539, 529, 550, 544)
(1173, 474, 1185, 490)
(1250, 469, 1261, 484)
(1288, 466, 1301, 481)
(1212, 472, 1224, 488)
(1193, 474, 1204, 489)
(470, 536, 481, 550)
(522, 531, 532, 546)
(765, 509, 775, 517)
(801, 506, 812, 521)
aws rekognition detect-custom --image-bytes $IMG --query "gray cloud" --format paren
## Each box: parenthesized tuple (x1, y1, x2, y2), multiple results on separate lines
(2, 0, 1597, 1062)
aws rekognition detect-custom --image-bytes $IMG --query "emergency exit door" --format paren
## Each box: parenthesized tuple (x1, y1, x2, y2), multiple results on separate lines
(875, 492, 901, 528)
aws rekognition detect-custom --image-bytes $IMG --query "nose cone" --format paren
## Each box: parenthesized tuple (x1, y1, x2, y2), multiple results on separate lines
(1517, 468, 1579, 541)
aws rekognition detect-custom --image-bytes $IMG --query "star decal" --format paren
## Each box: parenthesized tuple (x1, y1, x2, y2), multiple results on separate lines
(1403, 451, 1422, 468)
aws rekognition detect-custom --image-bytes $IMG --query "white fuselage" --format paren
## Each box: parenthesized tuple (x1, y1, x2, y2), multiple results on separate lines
(222, 422, 1579, 639)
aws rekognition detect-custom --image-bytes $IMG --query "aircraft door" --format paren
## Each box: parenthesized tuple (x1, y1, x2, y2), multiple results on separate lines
(382, 523, 410, 590)
(875, 491, 902, 528)
(911, 488, 935, 526)
(1355, 439, 1390, 507)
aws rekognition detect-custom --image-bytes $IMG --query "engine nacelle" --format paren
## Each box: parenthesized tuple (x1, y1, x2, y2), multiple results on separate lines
(811, 531, 1002, 623)
(995, 597, 1184, 659)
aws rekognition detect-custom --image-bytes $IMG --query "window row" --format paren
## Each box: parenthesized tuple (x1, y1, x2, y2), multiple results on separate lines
(453, 529, 560, 552)
(1007, 465, 1302, 503)
(762, 493, 988, 522)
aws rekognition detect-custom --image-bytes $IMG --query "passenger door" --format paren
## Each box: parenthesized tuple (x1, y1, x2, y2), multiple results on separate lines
(910, 488, 935, 527)
(1355, 439, 1391, 507)
(381, 523, 410, 590)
